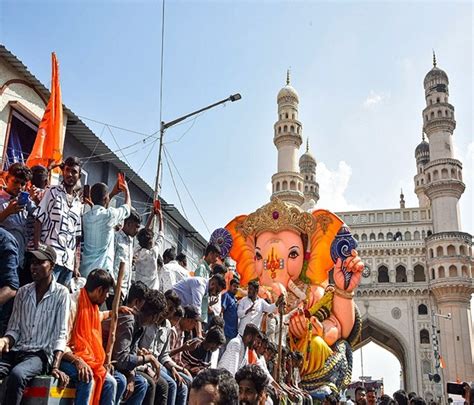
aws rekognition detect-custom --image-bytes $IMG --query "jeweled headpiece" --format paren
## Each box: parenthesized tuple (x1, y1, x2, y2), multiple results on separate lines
(236, 198, 316, 238)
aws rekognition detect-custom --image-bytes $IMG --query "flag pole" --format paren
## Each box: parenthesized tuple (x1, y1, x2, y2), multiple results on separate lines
(105, 262, 125, 366)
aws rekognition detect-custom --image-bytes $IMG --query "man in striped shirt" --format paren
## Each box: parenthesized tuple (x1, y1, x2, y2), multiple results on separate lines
(0, 245, 70, 405)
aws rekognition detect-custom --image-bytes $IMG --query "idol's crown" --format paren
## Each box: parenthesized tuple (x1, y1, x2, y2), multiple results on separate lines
(237, 198, 316, 238)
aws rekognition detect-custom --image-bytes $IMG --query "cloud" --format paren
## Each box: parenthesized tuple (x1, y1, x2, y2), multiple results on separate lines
(363, 90, 390, 108)
(317, 161, 359, 211)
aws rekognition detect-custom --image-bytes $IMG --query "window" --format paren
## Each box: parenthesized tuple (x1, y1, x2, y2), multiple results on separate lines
(276, 182, 280, 192)
(387, 232, 393, 240)
(285, 113, 289, 119)
(438, 266, 445, 278)
(3, 110, 39, 169)
(436, 246, 443, 256)
(404, 231, 411, 241)
(447, 245, 455, 255)
(378, 266, 389, 283)
(414, 231, 420, 240)
(414, 265, 426, 282)
(449, 265, 457, 277)
(361, 234, 368, 242)
(290, 180, 296, 190)
(369, 233, 376, 241)
(394, 231, 402, 241)
(431, 268, 435, 280)
(418, 304, 428, 315)
(420, 329, 430, 344)
(396, 265, 407, 282)
(378, 233, 384, 240)
(282, 181, 288, 191)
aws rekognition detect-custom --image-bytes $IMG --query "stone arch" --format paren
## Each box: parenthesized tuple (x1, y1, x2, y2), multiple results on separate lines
(378, 265, 389, 283)
(275, 182, 280, 192)
(459, 245, 467, 255)
(429, 248, 434, 258)
(461, 265, 470, 277)
(361, 233, 368, 242)
(413, 231, 420, 240)
(283, 125, 288, 132)
(420, 329, 430, 344)
(447, 244, 456, 255)
(451, 168, 457, 178)
(436, 246, 443, 256)
(438, 266, 445, 278)
(378, 232, 384, 240)
(441, 168, 448, 179)
(290, 125, 295, 133)
(297, 182, 301, 191)
(458, 170, 462, 180)
(396, 265, 407, 282)
(418, 304, 428, 315)
(285, 112, 289, 119)
(387, 232, 393, 240)
(428, 173, 431, 182)
(282, 180, 288, 191)
(431, 268, 435, 280)
(289, 180, 296, 191)
(449, 265, 457, 277)
(414, 264, 426, 282)
(304, 185, 308, 192)
(437, 110, 442, 117)
(433, 170, 439, 180)
(354, 316, 409, 389)
(369, 233, 376, 241)
(404, 231, 411, 241)
(278, 126, 282, 134)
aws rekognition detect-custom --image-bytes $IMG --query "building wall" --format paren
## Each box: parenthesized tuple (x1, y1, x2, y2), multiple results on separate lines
(0, 56, 205, 270)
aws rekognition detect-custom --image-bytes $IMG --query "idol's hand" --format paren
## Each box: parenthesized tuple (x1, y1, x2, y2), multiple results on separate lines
(333, 249, 364, 292)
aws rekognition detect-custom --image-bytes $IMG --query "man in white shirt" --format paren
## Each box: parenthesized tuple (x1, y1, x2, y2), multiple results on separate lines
(217, 323, 260, 376)
(160, 248, 190, 293)
(237, 280, 283, 335)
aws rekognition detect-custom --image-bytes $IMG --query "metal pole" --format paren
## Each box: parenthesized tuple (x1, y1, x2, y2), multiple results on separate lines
(154, 121, 165, 199)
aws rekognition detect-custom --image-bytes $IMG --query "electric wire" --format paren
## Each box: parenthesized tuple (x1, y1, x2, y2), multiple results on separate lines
(163, 147, 188, 220)
(163, 146, 211, 235)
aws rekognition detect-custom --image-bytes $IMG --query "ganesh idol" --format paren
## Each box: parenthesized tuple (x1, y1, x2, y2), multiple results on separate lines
(225, 198, 364, 395)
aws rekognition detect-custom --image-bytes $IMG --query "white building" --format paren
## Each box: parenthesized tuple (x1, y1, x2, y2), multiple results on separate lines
(270, 59, 473, 401)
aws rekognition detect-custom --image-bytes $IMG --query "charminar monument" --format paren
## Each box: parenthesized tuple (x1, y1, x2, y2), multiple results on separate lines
(270, 56, 473, 401)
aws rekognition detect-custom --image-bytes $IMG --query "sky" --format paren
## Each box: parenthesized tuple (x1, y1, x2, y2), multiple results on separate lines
(1, 0, 472, 396)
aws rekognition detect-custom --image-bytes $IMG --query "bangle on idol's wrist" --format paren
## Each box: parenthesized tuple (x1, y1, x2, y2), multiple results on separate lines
(334, 286, 354, 299)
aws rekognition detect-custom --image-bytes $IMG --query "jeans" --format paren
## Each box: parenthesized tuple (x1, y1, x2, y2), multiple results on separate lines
(59, 360, 117, 405)
(138, 370, 168, 405)
(0, 351, 46, 405)
(160, 368, 190, 405)
(53, 264, 73, 287)
(114, 371, 148, 405)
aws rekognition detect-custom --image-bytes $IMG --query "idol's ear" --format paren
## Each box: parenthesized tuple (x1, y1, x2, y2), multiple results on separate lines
(225, 215, 257, 286)
(306, 210, 344, 285)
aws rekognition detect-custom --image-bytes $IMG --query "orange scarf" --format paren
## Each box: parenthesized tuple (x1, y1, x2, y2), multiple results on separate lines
(248, 349, 258, 364)
(70, 288, 106, 405)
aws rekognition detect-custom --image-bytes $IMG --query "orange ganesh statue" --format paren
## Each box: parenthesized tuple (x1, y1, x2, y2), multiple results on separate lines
(225, 198, 364, 395)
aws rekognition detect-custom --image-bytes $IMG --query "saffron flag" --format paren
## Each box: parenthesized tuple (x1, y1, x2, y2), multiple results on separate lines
(26, 52, 64, 169)
(439, 355, 445, 369)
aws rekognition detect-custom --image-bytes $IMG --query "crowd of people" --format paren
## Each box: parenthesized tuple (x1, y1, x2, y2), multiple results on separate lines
(0, 158, 315, 405)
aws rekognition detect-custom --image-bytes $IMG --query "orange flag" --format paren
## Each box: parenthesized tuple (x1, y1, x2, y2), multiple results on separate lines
(26, 52, 64, 169)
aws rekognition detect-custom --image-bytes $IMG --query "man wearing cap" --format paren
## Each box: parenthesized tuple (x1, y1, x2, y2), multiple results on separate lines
(0, 245, 70, 404)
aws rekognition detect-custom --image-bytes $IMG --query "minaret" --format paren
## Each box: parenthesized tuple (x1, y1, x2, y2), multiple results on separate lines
(271, 70, 305, 206)
(399, 189, 405, 209)
(423, 53, 474, 383)
(414, 132, 431, 208)
(299, 138, 319, 206)
(422, 52, 464, 231)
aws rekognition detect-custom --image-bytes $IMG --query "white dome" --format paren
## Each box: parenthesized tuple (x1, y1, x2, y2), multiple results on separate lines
(277, 85, 299, 103)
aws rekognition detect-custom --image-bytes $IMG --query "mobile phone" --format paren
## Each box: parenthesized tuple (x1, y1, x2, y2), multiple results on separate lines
(18, 191, 29, 206)
(83, 185, 91, 202)
(447, 382, 465, 396)
(118, 172, 126, 187)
